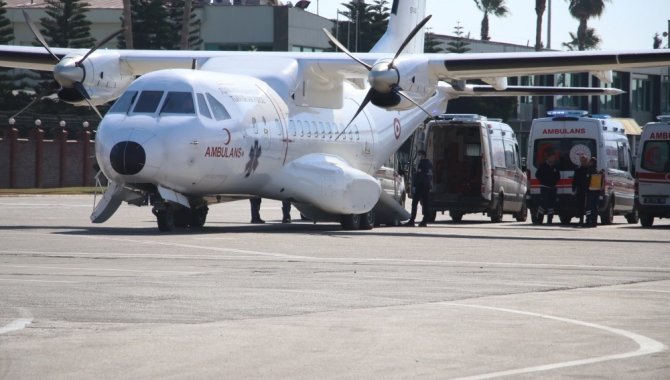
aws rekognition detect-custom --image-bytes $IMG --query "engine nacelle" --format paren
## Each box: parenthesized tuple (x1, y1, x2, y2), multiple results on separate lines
(367, 56, 436, 112)
(56, 51, 134, 106)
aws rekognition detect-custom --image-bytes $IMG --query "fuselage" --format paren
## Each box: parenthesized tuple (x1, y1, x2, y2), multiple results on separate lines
(96, 69, 447, 202)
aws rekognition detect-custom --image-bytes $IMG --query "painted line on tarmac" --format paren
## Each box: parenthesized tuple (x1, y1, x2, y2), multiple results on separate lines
(0, 318, 32, 335)
(447, 303, 667, 379)
(0, 278, 78, 284)
(0, 264, 202, 275)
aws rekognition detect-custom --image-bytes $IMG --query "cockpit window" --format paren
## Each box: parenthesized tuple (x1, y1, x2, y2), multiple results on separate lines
(196, 93, 212, 119)
(206, 93, 231, 121)
(133, 91, 164, 113)
(108, 91, 137, 114)
(160, 91, 195, 114)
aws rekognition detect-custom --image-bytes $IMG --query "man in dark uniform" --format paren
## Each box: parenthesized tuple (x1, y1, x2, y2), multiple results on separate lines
(404, 150, 433, 227)
(585, 157, 601, 228)
(535, 151, 560, 224)
(249, 197, 264, 224)
(572, 155, 589, 226)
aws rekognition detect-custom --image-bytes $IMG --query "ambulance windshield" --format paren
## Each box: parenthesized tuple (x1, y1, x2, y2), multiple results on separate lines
(641, 141, 670, 173)
(534, 138, 597, 171)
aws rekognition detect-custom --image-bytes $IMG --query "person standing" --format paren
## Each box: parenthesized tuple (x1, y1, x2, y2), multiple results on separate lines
(281, 201, 292, 223)
(572, 155, 589, 226)
(535, 151, 560, 224)
(249, 197, 264, 224)
(404, 150, 433, 227)
(585, 157, 601, 228)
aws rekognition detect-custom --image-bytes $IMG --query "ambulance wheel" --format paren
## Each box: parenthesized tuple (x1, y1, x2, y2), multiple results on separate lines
(155, 205, 175, 232)
(600, 201, 614, 225)
(359, 211, 376, 230)
(530, 208, 543, 225)
(341, 214, 361, 230)
(449, 211, 463, 222)
(490, 196, 503, 223)
(640, 214, 654, 227)
(625, 207, 639, 224)
(514, 202, 528, 222)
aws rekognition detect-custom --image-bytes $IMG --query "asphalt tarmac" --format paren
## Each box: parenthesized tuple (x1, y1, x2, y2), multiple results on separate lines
(1, 195, 669, 379)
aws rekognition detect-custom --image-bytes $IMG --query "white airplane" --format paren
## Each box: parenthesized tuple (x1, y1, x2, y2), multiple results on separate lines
(1, 0, 669, 231)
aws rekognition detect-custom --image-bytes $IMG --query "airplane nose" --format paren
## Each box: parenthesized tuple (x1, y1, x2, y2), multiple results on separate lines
(110, 141, 146, 175)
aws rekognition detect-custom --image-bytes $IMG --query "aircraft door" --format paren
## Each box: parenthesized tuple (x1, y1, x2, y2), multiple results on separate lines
(256, 85, 289, 165)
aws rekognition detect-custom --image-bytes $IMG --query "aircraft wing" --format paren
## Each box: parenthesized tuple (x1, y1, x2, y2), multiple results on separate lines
(430, 50, 670, 80)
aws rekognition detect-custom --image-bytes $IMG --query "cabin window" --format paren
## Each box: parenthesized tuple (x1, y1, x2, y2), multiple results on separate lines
(206, 93, 231, 121)
(311, 121, 318, 138)
(133, 91, 164, 113)
(196, 93, 212, 119)
(289, 120, 296, 137)
(298, 120, 304, 137)
(319, 122, 326, 138)
(160, 92, 195, 114)
(108, 91, 137, 114)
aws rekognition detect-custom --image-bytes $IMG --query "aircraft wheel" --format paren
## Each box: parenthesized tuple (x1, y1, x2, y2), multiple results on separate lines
(640, 214, 654, 227)
(191, 206, 209, 228)
(340, 214, 361, 230)
(359, 211, 376, 230)
(155, 205, 175, 232)
(173, 207, 190, 228)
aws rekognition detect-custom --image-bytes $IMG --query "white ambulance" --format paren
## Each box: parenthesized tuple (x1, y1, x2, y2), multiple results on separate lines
(408, 114, 527, 222)
(527, 111, 637, 225)
(635, 115, 670, 227)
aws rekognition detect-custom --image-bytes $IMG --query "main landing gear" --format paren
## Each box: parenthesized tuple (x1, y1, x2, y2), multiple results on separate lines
(340, 210, 376, 231)
(152, 202, 209, 232)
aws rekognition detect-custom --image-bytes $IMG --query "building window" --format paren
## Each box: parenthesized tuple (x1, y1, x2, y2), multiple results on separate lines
(662, 75, 670, 114)
(599, 72, 622, 113)
(555, 73, 585, 109)
(632, 76, 652, 112)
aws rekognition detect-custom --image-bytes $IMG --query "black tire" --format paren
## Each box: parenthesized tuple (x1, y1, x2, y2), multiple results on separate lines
(640, 214, 654, 227)
(156, 205, 175, 232)
(449, 211, 463, 222)
(514, 202, 528, 222)
(600, 200, 614, 225)
(359, 211, 375, 230)
(625, 207, 639, 224)
(340, 214, 361, 230)
(490, 195, 503, 223)
(173, 207, 190, 228)
(190, 206, 209, 228)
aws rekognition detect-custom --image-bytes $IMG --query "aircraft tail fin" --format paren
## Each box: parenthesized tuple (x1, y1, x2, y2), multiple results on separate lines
(370, 0, 427, 54)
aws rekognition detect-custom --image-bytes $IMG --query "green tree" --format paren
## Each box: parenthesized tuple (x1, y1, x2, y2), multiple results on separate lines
(446, 22, 471, 53)
(168, 0, 202, 50)
(566, 0, 610, 51)
(562, 29, 601, 50)
(39, 0, 95, 48)
(473, 0, 509, 41)
(424, 32, 444, 53)
(335, 0, 389, 52)
(0, 0, 22, 111)
(118, 0, 171, 49)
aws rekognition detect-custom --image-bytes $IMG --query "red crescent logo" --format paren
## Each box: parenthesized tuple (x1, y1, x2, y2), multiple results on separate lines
(223, 128, 231, 145)
(394, 118, 401, 140)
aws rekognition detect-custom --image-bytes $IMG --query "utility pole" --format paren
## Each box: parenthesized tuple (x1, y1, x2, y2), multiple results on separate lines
(546, 0, 552, 49)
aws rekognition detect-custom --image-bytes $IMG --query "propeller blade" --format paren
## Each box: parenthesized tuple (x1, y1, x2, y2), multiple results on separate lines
(9, 83, 58, 121)
(74, 82, 103, 120)
(396, 88, 433, 118)
(390, 15, 432, 68)
(335, 89, 374, 140)
(22, 10, 60, 63)
(78, 28, 125, 64)
(322, 28, 372, 71)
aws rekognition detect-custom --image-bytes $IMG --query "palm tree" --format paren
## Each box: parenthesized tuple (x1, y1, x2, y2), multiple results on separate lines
(473, 0, 509, 41)
(566, 0, 609, 51)
(534, 0, 546, 51)
(122, 0, 133, 49)
(562, 29, 601, 51)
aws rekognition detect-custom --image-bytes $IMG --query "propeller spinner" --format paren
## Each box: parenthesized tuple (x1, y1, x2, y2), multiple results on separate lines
(323, 15, 434, 138)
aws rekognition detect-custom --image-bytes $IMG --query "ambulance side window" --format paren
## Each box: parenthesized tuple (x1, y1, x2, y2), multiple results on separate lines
(617, 142, 629, 171)
(503, 140, 517, 169)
